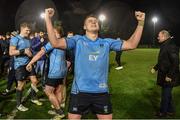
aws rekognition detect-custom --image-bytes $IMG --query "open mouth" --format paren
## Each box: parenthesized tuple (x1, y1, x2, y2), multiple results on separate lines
(91, 25, 97, 28)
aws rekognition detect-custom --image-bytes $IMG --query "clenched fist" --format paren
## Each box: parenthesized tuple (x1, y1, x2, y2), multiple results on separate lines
(135, 11, 145, 22)
(26, 64, 32, 72)
(45, 8, 55, 18)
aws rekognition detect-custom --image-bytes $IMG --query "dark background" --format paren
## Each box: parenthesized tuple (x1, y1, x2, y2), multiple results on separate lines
(0, 0, 180, 45)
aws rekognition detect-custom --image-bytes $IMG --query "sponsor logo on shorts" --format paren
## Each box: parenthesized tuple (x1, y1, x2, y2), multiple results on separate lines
(104, 106, 108, 113)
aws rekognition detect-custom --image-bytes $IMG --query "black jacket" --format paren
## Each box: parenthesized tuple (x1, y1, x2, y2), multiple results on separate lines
(0, 39, 9, 56)
(154, 39, 180, 87)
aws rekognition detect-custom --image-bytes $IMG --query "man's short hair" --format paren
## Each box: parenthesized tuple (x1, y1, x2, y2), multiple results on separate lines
(160, 30, 171, 39)
(54, 25, 64, 36)
(20, 22, 31, 29)
(53, 20, 64, 36)
(84, 14, 99, 25)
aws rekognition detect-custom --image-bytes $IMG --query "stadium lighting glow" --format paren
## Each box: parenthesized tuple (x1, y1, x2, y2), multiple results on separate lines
(99, 14, 106, 22)
(152, 17, 158, 23)
(152, 16, 158, 47)
(40, 12, 45, 19)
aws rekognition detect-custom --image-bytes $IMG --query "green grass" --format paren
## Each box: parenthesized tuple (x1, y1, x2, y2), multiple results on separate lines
(1, 48, 180, 119)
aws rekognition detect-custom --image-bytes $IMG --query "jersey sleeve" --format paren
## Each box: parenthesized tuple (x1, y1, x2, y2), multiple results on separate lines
(65, 35, 80, 50)
(43, 42, 53, 53)
(10, 36, 19, 47)
(105, 38, 123, 51)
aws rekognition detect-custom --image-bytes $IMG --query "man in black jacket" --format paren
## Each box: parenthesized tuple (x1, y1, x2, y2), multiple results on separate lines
(0, 33, 10, 75)
(151, 30, 180, 117)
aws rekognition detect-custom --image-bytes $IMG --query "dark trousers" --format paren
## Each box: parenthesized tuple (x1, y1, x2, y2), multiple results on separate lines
(160, 86, 175, 113)
(7, 68, 17, 90)
(115, 51, 122, 66)
(0, 55, 9, 74)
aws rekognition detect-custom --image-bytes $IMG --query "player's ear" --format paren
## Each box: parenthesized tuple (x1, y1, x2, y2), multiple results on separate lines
(83, 25, 87, 30)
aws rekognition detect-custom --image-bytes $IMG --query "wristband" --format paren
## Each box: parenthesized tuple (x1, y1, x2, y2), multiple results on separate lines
(138, 21, 144, 26)
(19, 49, 25, 56)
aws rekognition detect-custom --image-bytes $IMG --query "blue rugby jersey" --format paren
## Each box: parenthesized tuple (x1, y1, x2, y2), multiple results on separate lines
(43, 42, 67, 79)
(66, 35, 123, 94)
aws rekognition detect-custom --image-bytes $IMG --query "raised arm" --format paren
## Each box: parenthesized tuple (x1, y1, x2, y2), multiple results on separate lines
(122, 11, 145, 50)
(44, 8, 66, 49)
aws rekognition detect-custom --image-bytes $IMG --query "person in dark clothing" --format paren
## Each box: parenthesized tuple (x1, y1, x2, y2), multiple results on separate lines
(1, 57, 17, 95)
(31, 32, 47, 76)
(1, 32, 19, 95)
(0, 33, 10, 75)
(115, 38, 123, 70)
(151, 30, 180, 117)
(0, 36, 2, 58)
(115, 51, 123, 70)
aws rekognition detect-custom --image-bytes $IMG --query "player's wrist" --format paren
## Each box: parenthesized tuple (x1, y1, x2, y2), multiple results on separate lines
(28, 62, 32, 66)
(19, 49, 25, 55)
(45, 15, 51, 20)
(138, 20, 144, 26)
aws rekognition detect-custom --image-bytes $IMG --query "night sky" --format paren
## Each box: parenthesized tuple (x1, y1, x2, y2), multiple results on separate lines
(0, 0, 180, 44)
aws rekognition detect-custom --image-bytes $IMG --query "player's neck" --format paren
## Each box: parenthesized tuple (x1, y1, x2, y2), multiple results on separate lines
(19, 33, 25, 38)
(85, 31, 98, 41)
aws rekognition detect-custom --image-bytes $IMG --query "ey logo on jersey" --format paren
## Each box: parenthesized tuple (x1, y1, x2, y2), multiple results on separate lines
(89, 55, 98, 61)
(89, 51, 100, 61)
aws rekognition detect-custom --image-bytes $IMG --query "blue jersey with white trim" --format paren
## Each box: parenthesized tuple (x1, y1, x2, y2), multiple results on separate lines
(10, 35, 31, 69)
(43, 42, 67, 79)
(66, 35, 123, 94)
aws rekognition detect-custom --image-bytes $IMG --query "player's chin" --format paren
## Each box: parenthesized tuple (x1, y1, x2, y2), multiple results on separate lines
(25, 35, 29, 38)
(91, 28, 99, 32)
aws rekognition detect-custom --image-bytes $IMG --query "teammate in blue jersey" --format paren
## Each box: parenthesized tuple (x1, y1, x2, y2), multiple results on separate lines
(45, 8, 145, 119)
(26, 25, 67, 119)
(9, 22, 42, 112)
